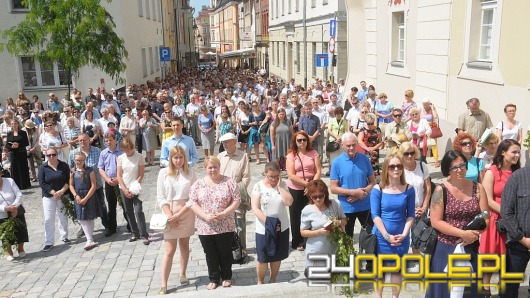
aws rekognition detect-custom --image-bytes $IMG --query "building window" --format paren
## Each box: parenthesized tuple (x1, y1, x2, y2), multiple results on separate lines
(391, 11, 405, 67)
(155, 46, 160, 71)
(137, 0, 143, 17)
(282, 42, 286, 70)
(288, 0, 291, 14)
(9, 0, 29, 12)
(276, 42, 280, 67)
(296, 42, 300, 74)
(322, 42, 328, 81)
(323, 0, 328, 5)
(142, 48, 147, 77)
(312, 42, 316, 77)
(145, 0, 150, 19)
(479, 0, 495, 61)
(19, 57, 70, 89)
(276, 0, 279, 18)
(149, 47, 154, 74)
(295, 0, 299, 12)
(458, 0, 503, 84)
(311, 0, 316, 8)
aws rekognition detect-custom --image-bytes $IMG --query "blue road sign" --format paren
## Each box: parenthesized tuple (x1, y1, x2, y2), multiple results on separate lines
(316, 54, 328, 67)
(329, 19, 336, 37)
(160, 47, 171, 62)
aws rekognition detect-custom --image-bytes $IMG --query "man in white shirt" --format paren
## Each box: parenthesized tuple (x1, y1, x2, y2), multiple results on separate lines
(100, 94, 121, 115)
(185, 94, 201, 143)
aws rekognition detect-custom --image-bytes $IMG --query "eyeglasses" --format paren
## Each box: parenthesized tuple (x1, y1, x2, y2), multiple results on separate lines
(45, 154, 57, 158)
(388, 164, 404, 171)
(366, 122, 374, 125)
(361, 111, 367, 114)
(449, 163, 467, 172)
(296, 138, 308, 143)
(74, 159, 85, 163)
(266, 175, 279, 180)
(393, 114, 402, 118)
(403, 151, 415, 157)
(125, 109, 131, 112)
(460, 141, 473, 147)
(310, 194, 325, 200)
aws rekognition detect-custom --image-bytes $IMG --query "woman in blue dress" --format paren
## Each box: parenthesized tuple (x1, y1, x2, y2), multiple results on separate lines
(370, 153, 415, 298)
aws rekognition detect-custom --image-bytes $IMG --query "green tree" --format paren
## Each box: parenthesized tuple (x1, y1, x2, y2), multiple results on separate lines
(0, 0, 128, 99)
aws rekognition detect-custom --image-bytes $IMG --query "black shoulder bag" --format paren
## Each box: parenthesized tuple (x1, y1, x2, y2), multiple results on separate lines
(412, 183, 447, 255)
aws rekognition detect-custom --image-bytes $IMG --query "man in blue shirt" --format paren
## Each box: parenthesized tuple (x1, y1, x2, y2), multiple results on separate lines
(330, 132, 376, 237)
(160, 117, 199, 168)
(98, 132, 130, 237)
(357, 81, 369, 104)
(298, 102, 320, 150)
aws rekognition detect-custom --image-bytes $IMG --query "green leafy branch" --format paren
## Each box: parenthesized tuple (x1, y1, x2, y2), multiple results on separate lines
(60, 195, 78, 225)
(0, 216, 26, 253)
(329, 220, 356, 298)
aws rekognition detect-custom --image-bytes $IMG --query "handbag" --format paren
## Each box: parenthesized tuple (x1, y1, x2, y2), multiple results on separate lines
(326, 141, 340, 152)
(259, 121, 271, 134)
(149, 201, 170, 232)
(412, 183, 448, 254)
(232, 231, 246, 264)
(429, 122, 443, 139)
(359, 224, 377, 254)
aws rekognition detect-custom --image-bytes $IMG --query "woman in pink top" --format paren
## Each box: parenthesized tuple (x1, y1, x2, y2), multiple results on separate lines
(286, 131, 322, 251)
(189, 156, 241, 290)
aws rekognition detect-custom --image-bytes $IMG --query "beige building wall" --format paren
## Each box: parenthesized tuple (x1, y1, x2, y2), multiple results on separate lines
(344, 0, 530, 161)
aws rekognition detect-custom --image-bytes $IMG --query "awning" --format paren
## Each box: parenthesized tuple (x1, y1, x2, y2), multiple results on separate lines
(219, 48, 256, 59)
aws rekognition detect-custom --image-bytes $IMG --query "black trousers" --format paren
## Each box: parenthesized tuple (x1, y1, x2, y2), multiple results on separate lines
(136, 132, 143, 153)
(345, 209, 372, 238)
(288, 188, 308, 249)
(500, 246, 530, 297)
(198, 232, 234, 283)
(96, 187, 109, 229)
(104, 182, 130, 232)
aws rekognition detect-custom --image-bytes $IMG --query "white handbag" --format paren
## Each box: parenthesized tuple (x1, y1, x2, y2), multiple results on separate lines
(149, 201, 170, 232)
(149, 213, 169, 232)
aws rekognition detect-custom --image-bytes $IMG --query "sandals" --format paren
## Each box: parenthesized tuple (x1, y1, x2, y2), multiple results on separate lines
(222, 280, 232, 288)
(129, 236, 138, 242)
(158, 287, 167, 295)
(207, 282, 218, 290)
(179, 275, 189, 285)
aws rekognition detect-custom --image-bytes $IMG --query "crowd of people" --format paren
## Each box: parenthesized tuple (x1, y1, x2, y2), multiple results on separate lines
(0, 66, 529, 297)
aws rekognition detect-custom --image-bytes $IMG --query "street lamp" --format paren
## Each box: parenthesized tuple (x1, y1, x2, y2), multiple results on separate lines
(187, 18, 198, 67)
(196, 33, 202, 63)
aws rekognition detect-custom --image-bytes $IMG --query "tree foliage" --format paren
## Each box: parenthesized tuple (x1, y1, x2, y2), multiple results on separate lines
(0, 0, 128, 97)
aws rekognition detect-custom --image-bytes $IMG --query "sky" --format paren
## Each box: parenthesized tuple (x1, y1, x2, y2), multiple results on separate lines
(192, 0, 210, 17)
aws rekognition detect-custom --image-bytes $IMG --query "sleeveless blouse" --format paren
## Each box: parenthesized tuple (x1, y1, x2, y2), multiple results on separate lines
(438, 182, 481, 246)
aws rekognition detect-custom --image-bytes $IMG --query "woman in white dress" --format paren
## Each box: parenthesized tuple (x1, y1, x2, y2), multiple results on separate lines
(156, 146, 197, 294)
(119, 108, 137, 145)
(495, 103, 522, 143)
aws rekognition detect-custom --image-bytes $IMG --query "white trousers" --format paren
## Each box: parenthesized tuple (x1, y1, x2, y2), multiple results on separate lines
(43, 196, 69, 245)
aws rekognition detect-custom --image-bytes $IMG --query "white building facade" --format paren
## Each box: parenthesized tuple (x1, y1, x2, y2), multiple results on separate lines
(0, 0, 163, 101)
(268, 0, 347, 86)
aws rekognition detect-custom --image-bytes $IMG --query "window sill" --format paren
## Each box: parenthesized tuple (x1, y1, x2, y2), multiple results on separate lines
(458, 62, 504, 85)
(9, 9, 29, 13)
(386, 62, 410, 78)
(22, 86, 68, 91)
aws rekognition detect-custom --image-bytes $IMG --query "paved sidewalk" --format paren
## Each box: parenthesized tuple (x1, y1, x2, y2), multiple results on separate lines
(0, 150, 528, 297)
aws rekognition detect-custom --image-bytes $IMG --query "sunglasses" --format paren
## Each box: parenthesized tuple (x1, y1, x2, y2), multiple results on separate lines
(393, 114, 402, 118)
(388, 164, 404, 171)
(460, 141, 473, 147)
(310, 194, 325, 200)
(45, 153, 57, 158)
(296, 138, 308, 143)
(366, 122, 374, 125)
(403, 151, 415, 157)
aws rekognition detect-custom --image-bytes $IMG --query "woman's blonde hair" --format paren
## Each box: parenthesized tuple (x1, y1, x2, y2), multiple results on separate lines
(404, 90, 414, 99)
(380, 154, 407, 188)
(168, 146, 189, 176)
(365, 113, 376, 123)
(409, 107, 420, 117)
(120, 136, 135, 150)
(203, 156, 221, 169)
(398, 142, 420, 159)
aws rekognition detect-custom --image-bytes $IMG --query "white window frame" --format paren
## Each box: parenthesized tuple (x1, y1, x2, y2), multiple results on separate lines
(8, 0, 29, 12)
(386, 10, 410, 78)
(478, 0, 495, 61)
(149, 46, 154, 74)
(141, 48, 148, 78)
(137, 0, 143, 17)
(458, 0, 503, 85)
(18, 57, 69, 90)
